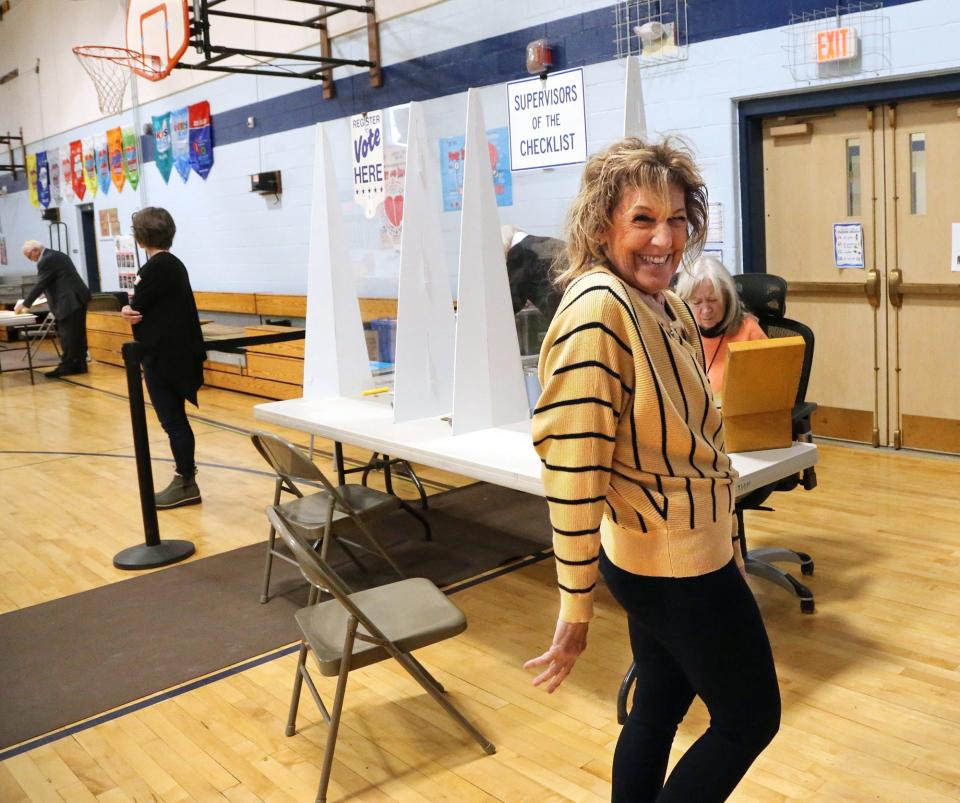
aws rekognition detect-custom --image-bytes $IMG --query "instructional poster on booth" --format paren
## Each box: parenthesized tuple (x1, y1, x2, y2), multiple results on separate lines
(833, 222, 864, 268)
(351, 110, 385, 218)
(506, 67, 587, 171)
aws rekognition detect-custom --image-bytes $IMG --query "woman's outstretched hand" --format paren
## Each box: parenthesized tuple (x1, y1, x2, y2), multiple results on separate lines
(524, 618, 589, 693)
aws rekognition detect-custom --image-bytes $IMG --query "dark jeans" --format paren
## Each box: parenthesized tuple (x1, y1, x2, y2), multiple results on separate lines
(600, 551, 780, 803)
(57, 307, 88, 370)
(143, 360, 196, 477)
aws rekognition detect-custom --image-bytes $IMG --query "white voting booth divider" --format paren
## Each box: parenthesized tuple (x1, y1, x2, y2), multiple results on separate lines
(392, 102, 457, 424)
(300, 92, 535, 428)
(302, 123, 374, 400)
(623, 55, 647, 139)
(451, 89, 530, 435)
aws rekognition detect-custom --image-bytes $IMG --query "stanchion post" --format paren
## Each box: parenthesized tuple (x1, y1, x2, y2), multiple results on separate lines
(113, 340, 195, 569)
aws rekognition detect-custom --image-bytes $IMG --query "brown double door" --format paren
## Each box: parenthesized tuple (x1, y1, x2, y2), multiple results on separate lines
(762, 98, 960, 453)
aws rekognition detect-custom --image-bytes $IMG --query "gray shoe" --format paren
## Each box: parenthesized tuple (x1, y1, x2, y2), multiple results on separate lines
(155, 472, 202, 509)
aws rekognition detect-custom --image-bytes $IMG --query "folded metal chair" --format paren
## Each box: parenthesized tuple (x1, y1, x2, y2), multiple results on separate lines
(266, 505, 495, 803)
(252, 431, 423, 603)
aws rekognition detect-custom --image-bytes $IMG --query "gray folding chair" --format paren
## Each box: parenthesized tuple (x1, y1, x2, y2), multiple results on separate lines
(266, 506, 495, 803)
(252, 431, 428, 603)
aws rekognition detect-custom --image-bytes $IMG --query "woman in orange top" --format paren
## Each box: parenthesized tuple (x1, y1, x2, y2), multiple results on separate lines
(676, 255, 766, 396)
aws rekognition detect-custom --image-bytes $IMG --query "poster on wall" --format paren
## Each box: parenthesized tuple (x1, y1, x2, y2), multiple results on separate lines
(506, 67, 587, 171)
(952, 224, 960, 273)
(98, 208, 110, 237)
(122, 127, 140, 190)
(36, 151, 51, 208)
(171, 107, 190, 182)
(188, 101, 214, 179)
(82, 138, 97, 198)
(152, 112, 173, 183)
(351, 110, 385, 218)
(439, 127, 512, 212)
(379, 144, 405, 250)
(833, 222, 864, 268)
(0, 235, 7, 266)
(26, 153, 39, 208)
(108, 127, 125, 193)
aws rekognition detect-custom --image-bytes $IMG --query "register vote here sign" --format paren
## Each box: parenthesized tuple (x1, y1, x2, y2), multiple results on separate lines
(507, 68, 587, 171)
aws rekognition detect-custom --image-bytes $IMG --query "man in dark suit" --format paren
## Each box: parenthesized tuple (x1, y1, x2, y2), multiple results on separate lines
(16, 239, 92, 378)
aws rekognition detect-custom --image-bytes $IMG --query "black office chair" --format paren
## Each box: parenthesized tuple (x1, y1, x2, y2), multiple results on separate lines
(733, 273, 817, 613)
(615, 273, 819, 725)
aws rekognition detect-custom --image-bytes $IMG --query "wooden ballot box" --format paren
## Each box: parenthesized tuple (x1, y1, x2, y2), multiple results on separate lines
(721, 336, 805, 452)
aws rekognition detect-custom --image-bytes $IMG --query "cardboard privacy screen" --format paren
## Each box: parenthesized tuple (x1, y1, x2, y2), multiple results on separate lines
(721, 336, 805, 452)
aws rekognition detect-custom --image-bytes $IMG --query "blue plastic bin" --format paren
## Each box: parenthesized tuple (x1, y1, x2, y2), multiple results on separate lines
(370, 317, 397, 364)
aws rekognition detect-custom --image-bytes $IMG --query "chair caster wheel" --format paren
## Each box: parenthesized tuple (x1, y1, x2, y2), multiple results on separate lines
(800, 599, 815, 614)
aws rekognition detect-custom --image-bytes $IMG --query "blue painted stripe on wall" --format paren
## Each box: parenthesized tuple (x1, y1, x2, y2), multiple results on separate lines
(7, 0, 925, 174)
(138, 0, 923, 163)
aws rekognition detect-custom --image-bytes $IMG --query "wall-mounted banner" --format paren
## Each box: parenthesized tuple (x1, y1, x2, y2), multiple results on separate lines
(152, 112, 173, 183)
(60, 146, 74, 202)
(506, 67, 587, 171)
(833, 222, 864, 268)
(82, 138, 97, 198)
(171, 107, 190, 182)
(50, 151, 62, 204)
(26, 153, 39, 208)
(95, 135, 111, 195)
(36, 151, 51, 208)
(188, 101, 214, 179)
(108, 127, 125, 193)
(351, 110, 385, 218)
(122, 127, 140, 190)
(439, 127, 513, 212)
(70, 141, 84, 200)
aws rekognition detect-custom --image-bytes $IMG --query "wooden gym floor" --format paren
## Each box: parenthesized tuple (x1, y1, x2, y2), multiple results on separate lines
(1, 349, 959, 802)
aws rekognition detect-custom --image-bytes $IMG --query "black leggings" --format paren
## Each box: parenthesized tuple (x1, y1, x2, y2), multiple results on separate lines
(143, 362, 196, 477)
(600, 551, 780, 803)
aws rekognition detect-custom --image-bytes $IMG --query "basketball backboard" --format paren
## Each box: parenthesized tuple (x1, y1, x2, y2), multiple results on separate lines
(126, 0, 190, 81)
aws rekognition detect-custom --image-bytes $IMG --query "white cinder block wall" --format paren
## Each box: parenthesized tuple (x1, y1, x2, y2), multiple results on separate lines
(0, 0, 956, 296)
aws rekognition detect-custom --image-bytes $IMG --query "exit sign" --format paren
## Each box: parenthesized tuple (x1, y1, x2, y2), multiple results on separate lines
(816, 26, 858, 63)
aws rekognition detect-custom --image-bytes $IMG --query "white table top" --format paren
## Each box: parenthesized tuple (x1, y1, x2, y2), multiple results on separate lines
(255, 395, 818, 499)
(0, 312, 38, 327)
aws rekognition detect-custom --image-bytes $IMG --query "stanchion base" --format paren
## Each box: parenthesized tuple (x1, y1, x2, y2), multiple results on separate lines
(113, 540, 196, 570)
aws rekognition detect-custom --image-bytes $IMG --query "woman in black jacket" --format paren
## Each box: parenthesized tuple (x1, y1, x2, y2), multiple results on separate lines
(121, 207, 206, 509)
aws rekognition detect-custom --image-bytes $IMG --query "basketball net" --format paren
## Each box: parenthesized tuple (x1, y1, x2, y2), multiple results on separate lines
(73, 46, 161, 115)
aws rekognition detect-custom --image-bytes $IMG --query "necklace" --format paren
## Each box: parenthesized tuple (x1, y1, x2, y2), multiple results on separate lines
(705, 329, 727, 374)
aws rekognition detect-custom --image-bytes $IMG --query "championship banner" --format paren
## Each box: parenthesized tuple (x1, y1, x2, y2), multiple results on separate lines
(95, 135, 111, 195)
(26, 153, 39, 208)
(36, 151, 51, 208)
(122, 127, 140, 190)
(108, 127, 125, 192)
(152, 112, 172, 183)
(50, 149, 62, 203)
(188, 101, 213, 180)
(71, 140, 85, 200)
(171, 107, 190, 182)
(81, 137, 97, 198)
(61, 146, 74, 202)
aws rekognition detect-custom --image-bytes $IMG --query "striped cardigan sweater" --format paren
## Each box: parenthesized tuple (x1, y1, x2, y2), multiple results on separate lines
(532, 267, 739, 623)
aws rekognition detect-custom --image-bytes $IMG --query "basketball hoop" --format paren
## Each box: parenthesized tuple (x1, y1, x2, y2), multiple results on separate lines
(73, 46, 162, 115)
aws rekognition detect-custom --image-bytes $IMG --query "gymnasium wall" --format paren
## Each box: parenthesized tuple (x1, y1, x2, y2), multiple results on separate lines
(1, 0, 952, 298)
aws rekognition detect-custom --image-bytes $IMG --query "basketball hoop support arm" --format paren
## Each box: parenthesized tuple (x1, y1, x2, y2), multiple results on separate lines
(0, 129, 27, 180)
(184, 0, 382, 92)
